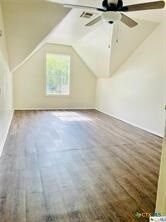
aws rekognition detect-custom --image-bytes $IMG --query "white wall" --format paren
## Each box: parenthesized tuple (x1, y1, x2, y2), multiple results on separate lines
(96, 21, 166, 136)
(0, 4, 13, 155)
(13, 44, 96, 110)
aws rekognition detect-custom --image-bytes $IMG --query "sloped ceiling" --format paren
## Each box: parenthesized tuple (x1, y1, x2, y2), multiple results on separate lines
(1, 1, 70, 71)
(72, 19, 157, 77)
(110, 19, 157, 74)
(1, 0, 165, 77)
(46, 8, 103, 46)
(73, 23, 112, 78)
(45, 1, 164, 77)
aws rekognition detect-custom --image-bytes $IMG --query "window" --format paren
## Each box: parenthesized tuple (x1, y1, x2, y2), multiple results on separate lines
(46, 53, 70, 95)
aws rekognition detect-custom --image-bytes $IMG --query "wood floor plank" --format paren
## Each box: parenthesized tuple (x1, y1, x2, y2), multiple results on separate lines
(0, 110, 162, 222)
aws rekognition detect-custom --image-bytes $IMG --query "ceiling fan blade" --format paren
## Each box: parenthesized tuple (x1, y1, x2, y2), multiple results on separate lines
(85, 16, 102, 26)
(122, 1, 165, 12)
(64, 4, 105, 12)
(120, 13, 138, 28)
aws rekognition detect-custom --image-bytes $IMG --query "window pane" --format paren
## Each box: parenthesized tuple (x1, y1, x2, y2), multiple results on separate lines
(46, 54, 70, 95)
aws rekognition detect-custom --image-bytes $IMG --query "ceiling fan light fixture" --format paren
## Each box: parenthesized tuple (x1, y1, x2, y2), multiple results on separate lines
(102, 11, 121, 23)
(48, 0, 165, 28)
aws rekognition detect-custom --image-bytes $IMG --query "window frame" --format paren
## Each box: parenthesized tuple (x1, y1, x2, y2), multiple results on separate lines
(45, 53, 71, 97)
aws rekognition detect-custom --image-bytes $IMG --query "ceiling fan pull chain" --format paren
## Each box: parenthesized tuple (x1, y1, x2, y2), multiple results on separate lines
(116, 23, 119, 43)
(108, 24, 112, 48)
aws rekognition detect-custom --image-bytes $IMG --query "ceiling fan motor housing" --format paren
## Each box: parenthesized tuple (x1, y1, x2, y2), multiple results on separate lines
(102, 11, 122, 23)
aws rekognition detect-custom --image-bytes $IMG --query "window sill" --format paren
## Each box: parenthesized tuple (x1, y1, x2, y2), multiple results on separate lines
(45, 94, 71, 98)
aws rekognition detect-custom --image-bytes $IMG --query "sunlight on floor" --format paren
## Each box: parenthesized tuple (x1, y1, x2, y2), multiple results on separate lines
(51, 111, 92, 122)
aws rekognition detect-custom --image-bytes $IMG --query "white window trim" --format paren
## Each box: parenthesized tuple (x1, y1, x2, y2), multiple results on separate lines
(45, 53, 71, 97)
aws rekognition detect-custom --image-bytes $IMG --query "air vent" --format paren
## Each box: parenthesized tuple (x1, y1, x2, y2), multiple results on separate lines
(80, 12, 94, 18)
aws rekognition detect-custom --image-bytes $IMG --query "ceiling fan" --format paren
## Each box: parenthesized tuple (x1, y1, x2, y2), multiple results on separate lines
(48, 0, 165, 28)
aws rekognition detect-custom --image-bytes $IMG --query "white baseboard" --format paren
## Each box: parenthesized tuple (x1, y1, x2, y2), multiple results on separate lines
(14, 107, 95, 111)
(95, 108, 163, 138)
(0, 110, 14, 157)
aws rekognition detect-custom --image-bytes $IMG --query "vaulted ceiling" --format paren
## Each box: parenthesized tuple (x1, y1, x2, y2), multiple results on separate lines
(1, 1, 70, 71)
(46, 0, 163, 76)
(73, 20, 157, 77)
(1, 0, 165, 77)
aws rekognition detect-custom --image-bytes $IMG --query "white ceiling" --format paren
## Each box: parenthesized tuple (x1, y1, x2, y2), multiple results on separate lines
(2, 0, 164, 74)
(44, 0, 165, 77)
(74, 23, 113, 77)
(1, 0, 70, 70)
(46, 8, 103, 45)
(47, 0, 102, 7)
(73, 18, 157, 77)
(47, 0, 166, 21)
(46, 0, 166, 45)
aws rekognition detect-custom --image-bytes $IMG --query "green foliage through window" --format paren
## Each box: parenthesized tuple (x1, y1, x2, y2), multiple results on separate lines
(46, 53, 70, 95)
